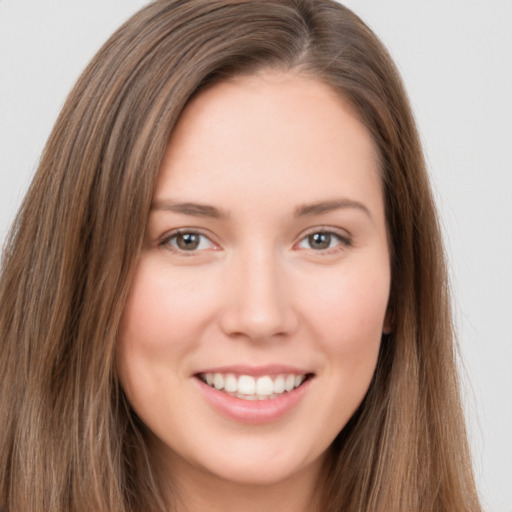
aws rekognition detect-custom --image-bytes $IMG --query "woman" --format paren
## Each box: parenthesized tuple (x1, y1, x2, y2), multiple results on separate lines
(0, 0, 482, 511)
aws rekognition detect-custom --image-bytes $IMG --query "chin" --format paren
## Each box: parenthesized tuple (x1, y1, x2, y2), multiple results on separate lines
(185, 441, 325, 488)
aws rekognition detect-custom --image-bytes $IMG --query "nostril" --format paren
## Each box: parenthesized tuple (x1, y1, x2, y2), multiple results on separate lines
(218, 301, 298, 342)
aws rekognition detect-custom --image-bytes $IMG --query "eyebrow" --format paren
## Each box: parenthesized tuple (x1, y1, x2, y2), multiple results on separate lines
(151, 200, 229, 219)
(293, 198, 372, 219)
(151, 198, 371, 220)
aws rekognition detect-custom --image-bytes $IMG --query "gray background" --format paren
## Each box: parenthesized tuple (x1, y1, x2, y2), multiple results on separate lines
(1, 1, 511, 510)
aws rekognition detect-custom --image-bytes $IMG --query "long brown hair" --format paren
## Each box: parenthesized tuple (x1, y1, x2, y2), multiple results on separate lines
(0, 1, 481, 510)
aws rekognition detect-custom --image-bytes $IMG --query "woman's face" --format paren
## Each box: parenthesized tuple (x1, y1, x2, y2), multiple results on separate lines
(117, 71, 391, 488)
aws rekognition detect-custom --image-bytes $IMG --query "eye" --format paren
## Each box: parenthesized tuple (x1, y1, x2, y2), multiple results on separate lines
(162, 230, 216, 252)
(296, 230, 350, 251)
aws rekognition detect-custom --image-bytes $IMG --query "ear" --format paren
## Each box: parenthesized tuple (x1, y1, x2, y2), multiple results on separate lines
(382, 308, 393, 335)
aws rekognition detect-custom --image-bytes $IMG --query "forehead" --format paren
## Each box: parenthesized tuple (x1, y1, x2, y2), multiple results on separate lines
(155, 70, 382, 217)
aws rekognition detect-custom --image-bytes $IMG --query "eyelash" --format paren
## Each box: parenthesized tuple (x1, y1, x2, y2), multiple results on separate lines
(159, 228, 352, 255)
(296, 228, 352, 253)
(160, 229, 217, 255)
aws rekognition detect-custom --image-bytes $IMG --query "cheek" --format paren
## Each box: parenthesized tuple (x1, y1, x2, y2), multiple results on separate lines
(286, 264, 390, 442)
(119, 259, 214, 353)
(116, 258, 213, 399)
(300, 263, 389, 366)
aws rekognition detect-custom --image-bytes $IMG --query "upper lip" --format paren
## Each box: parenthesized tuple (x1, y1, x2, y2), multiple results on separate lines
(194, 364, 313, 377)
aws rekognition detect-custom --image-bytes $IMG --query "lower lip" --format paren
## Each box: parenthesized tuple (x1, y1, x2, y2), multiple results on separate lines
(195, 377, 311, 424)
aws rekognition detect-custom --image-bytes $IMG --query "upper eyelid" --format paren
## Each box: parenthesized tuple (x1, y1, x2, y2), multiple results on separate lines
(297, 226, 352, 241)
(160, 227, 214, 241)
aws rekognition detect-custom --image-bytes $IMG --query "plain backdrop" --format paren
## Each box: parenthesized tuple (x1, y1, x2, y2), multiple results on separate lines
(1, 1, 511, 510)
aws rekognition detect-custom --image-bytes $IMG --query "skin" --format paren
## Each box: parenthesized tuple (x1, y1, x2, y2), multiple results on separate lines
(117, 70, 391, 512)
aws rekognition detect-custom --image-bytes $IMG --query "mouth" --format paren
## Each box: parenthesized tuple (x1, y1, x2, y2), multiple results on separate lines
(196, 371, 314, 401)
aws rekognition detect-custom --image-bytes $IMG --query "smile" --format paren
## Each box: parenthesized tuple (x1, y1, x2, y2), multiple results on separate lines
(195, 370, 314, 424)
(197, 372, 310, 401)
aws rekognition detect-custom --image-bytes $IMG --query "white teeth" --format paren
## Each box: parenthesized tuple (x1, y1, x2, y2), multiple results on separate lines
(200, 372, 309, 400)
(273, 375, 285, 394)
(238, 375, 256, 395)
(224, 374, 237, 392)
(256, 376, 274, 396)
(285, 374, 295, 392)
(213, 373, 224, 390)
(236, 393, 257, 400)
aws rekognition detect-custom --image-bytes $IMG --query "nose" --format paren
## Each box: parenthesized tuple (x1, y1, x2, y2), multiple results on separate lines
(219, 247, 298, 342)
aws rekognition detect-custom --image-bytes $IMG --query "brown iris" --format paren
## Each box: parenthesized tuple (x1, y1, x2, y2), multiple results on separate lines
(308, 232, 332, 250)
(176, 232, 201, 250)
